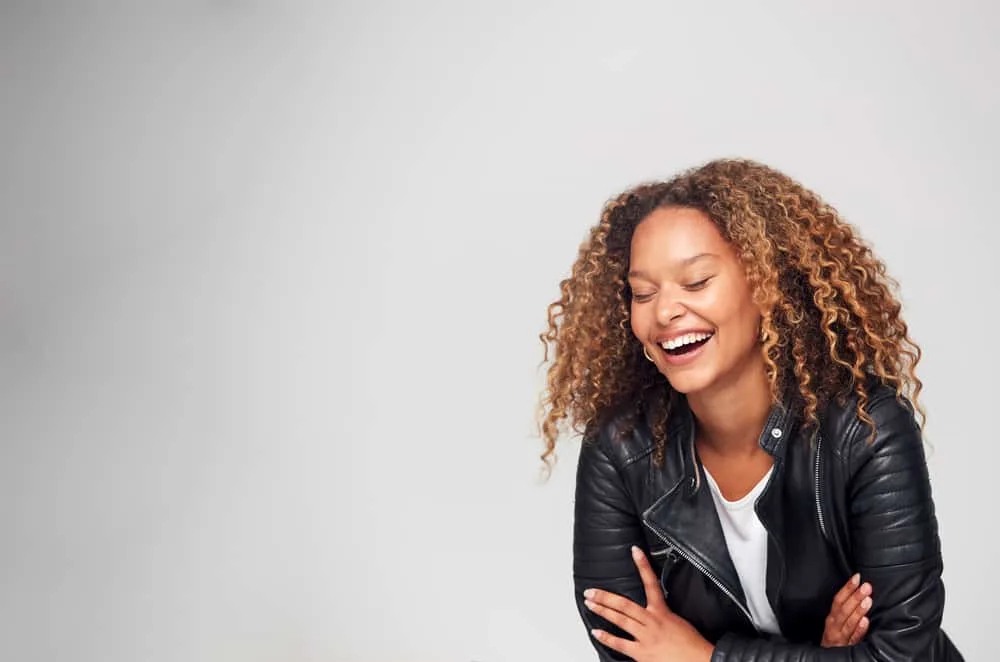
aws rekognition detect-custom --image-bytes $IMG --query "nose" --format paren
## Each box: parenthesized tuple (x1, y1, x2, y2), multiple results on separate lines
(655, 291, 686, 326)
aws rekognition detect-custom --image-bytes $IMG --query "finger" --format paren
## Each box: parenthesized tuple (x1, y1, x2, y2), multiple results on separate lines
(852, 615, 871, 644)
(584, 588, 649, 627)
(822, 612, 852, 647)
(840, 596, 870, 638)
(585, 598, 644, 637)
(824, 578, 865, 647)
(839, 584, 872, 639)
(822, 614, 840, 646)
(631, 546, 668, 611)
(591, 629, 638, 658)
(835, 582, 868, 625)
(848, 616, 870, 645)
(834, 595, 862, 641)
(831, 573, 861, 611)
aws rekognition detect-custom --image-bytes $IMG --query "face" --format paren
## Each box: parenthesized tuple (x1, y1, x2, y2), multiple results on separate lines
(628, 207, 763, 396)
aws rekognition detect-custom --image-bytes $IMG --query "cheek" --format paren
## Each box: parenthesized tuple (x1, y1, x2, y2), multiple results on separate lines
(709, 289, 760, 341)
(730, 302, 763, 348)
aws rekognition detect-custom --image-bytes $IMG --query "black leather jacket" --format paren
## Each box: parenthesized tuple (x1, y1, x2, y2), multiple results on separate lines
(573, 381, 962, 661)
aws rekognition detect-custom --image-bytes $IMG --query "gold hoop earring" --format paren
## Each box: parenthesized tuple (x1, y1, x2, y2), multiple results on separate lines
(643, 346, 654, 362)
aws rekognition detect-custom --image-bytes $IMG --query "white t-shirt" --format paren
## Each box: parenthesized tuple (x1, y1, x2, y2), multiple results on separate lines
(703, 466, 783, 636)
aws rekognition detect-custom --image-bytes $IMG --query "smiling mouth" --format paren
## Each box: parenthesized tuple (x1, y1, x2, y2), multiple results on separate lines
(665, 338, 709, 356)
(660, 331, 715, 356)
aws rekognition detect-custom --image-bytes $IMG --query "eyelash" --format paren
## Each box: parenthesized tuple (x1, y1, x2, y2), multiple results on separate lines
(631, 277, 712, 302)
(685, 277, 711, 291)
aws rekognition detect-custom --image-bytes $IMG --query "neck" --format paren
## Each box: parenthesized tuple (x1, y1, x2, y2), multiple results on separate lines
(687, 356, 773, 456)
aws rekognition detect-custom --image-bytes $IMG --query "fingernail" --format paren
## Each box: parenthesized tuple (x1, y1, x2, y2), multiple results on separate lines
(631, 545, 642, 558)
(583, 588, 595, 599)
(852, 573, 861, 586)
(591, 629, 602, 639)
(585, 599, 595, 610)
(861, 583, 872, 596)
(862, 596, 872, 609)
(860, 617, 869, 629)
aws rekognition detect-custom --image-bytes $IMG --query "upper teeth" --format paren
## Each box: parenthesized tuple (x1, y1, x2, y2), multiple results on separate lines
(661, 332, 713, 350)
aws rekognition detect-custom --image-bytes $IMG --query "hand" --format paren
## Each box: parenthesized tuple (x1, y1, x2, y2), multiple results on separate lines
(584, 546, 714, 662)
(821, 573, 873, 647)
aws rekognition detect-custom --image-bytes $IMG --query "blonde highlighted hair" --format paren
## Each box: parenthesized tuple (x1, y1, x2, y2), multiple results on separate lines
(538, 159, 923, 469)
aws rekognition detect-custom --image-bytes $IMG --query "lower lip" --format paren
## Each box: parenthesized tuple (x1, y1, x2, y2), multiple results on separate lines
(658, 336, 713, 367)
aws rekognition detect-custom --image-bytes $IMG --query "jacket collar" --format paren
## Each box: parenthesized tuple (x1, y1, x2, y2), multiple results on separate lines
(665, 391, 799, 486)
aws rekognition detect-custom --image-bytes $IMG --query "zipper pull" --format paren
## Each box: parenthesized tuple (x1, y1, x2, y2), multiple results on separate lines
(660, 545, 679, 600)
(655, 544, 679, 577)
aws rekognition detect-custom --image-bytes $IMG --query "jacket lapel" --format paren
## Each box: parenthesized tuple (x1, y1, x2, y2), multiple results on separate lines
(640, 394, 801, 617)
(641, 401, 747, 609)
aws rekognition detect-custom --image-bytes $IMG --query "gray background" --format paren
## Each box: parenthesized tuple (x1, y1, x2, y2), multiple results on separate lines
(0, 1, 993, 661)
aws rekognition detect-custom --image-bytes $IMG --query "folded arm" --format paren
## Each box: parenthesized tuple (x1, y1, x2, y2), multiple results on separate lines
(713, 395, 948, 661)
(572, 431, 651, 661)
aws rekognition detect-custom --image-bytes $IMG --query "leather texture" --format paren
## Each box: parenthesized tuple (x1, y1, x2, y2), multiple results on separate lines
(573, 379, 963, 661)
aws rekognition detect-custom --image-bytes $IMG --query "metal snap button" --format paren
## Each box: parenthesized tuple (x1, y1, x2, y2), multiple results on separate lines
(771, 428, 783, 439)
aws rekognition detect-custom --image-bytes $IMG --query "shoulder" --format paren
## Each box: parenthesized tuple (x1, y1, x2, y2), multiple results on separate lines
(579, 399, 656, 470)
(819, 377, 923, 470)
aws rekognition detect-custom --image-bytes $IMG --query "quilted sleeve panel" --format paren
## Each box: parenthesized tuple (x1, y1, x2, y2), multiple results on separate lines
(572, 431, 650, 661)
(712, 393, 956, 662)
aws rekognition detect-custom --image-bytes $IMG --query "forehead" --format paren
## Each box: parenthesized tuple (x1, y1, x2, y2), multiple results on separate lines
(629, 207, 732, 267)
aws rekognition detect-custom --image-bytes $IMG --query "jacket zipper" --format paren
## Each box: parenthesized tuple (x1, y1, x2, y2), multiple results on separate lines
(814, 433, 829, 541)
(644, 523, 755, 627)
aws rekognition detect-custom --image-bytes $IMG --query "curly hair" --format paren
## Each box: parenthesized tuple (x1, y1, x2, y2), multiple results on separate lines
(537, 158, 924, 470)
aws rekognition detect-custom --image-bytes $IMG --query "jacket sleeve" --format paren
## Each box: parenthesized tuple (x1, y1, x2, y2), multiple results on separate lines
(712, 394, 950, 662)
(572, 429, 651, 661)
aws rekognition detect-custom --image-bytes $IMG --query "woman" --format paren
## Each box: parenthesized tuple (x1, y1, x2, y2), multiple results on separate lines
(538, 159, 962, 661)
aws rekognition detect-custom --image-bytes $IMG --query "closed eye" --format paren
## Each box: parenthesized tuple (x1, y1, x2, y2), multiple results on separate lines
(632, 292, 655, 303)
(684, 277, 712, 291)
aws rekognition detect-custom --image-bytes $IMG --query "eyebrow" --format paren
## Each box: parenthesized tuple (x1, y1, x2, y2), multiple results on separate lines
(627, 252, 719, 279)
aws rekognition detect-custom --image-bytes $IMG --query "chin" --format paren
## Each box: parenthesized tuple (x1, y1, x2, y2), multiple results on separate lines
(663, 370, 714, 395)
